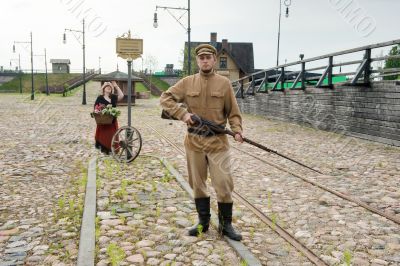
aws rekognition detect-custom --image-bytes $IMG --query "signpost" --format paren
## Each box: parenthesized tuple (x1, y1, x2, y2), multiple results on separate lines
(111, 31, 143, 162)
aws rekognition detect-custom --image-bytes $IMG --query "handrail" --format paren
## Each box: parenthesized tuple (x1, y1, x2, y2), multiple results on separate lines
(233, 39, 400, 96)
(233, 38, 400, 84)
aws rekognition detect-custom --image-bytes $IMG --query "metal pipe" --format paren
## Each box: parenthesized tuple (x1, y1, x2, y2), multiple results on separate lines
(30, 32, 34, 100)
(188, 0, 191, 75)
(19, 54, 22, 94)
(127, 60, 132, 128)
(82, 19, 86, 105)
(276, 0, 282, 66)
(44, 49, 49, 95)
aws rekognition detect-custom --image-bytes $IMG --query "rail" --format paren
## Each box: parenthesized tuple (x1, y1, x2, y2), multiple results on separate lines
(233, 39, 400, 97)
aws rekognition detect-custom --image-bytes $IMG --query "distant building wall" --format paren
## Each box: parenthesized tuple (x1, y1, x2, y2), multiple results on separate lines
(237, 81, 400, 146)
(52, 63, 70, 73)
(216, 53, 240, 81)
(159, 77, 179, 86)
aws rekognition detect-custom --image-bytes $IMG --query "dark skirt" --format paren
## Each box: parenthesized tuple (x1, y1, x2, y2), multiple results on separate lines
(95, 119, 119, 154)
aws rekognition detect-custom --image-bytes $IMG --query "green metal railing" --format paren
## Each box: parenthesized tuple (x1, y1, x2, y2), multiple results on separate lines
(233, 39, 400, 97)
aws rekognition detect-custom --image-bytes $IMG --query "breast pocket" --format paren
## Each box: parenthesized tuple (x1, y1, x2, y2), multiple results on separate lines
(208, 90, 225, 109)
(186, 90, 200, 108)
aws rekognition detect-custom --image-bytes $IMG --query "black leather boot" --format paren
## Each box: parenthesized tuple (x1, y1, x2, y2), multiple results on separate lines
(218, 202, 242, 241)
(188, 197, 211, 236)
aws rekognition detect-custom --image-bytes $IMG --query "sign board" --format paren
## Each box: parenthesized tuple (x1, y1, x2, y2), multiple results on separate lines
(116, 38, 143, 60)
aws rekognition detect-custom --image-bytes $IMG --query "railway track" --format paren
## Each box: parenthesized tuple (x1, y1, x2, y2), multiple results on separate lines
(231, 145, 400, 226)
(143, 121, 328, 266)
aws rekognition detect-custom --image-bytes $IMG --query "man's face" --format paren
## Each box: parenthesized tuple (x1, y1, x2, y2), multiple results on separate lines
(196, 54, 216, 73)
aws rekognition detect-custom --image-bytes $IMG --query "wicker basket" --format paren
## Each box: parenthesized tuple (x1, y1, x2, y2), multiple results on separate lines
(92, 113, 114, 125)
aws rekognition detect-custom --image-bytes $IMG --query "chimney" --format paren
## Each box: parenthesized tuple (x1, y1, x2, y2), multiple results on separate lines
(210, 32, 217, 43)
(222, 39, 228, 50)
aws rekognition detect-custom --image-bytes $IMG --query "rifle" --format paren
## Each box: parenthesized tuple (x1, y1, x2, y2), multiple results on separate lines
(190, 115, 323, 175)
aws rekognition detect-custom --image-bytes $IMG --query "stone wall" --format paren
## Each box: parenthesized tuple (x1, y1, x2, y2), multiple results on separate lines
(237, 81, 400, 146)
(159, 77, 179, 86)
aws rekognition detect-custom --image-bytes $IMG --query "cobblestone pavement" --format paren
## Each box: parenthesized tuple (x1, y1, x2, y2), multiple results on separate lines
(96, 156, 242, 266)
(1, 82, 399, 265)
(138, 99, 400, 265)
(0, 86, 99, 265)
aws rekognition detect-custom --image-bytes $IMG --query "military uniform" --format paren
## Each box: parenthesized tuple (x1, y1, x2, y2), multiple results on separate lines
(160, 44, 243, 241)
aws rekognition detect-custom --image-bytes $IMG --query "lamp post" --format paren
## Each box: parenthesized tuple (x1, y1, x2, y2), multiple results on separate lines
(98, 56, 101, 74)
(13, 32, 34, 100)
(276, 0, 291, 66)
(64, 19, 86, 105)
(10, 54, 22, 94)
(153, 0, 191, 75)
(141, 56, 144, 73)
(34, 49, 49, 95)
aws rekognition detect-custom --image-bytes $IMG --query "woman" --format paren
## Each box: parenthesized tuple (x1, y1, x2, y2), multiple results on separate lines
(94, 81, 124, 154)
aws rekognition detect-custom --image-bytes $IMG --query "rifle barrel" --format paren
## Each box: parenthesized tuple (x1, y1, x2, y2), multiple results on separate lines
(224, 128, 323, 174)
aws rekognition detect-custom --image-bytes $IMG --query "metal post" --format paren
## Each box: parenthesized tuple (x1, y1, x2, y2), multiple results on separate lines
(127, 60, 132, 128)
(153, 2, 191, 75)
(364, 48, 371, 84)
(327, 56, 333, 88)
(45, 49, 49, 95)
(301, 61, 305, 89)
(276, 0, 282, 66)
(30, 32, 34, 100)
(18, 54, 22, 94)
(82, 19, 87, 105)
(187, 0, 191, 75)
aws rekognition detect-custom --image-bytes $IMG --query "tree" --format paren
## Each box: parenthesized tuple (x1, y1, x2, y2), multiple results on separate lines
(181, 46, 197, 77)
(384, 45, 400, 80)
(144, 54, 158, 75)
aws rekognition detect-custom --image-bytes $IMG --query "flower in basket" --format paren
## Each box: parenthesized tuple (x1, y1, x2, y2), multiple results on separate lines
(94, 103, 106, 114)
(101, 104, 121, 118)
(90, 104, 121, 119)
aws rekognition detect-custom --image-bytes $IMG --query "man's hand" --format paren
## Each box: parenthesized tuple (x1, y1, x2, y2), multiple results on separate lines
(182, 113, 195, 125)
(234, 132, 244, 143)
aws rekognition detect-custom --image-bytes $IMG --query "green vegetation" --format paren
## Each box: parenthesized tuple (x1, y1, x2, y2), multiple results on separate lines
(0, 73, 81, 93)
(342, 249, 352, 266)
(384, 44, 400, 80)
(47, 160, 87, 262)
(135, 82, 149, 92)
(196, 224, 204, 238)
(240, 260, 249, 266)
(148, 75, 170, 91)
(106, 243, 126, 266)
(181, 46, 198, 76)
(115, 179, 128, 199)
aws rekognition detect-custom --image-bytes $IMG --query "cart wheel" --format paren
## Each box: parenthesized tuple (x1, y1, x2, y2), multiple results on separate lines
(111, 126, 142, 163)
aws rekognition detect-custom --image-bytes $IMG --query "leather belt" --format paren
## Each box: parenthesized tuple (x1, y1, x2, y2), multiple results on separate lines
(188, 127, 223, 137)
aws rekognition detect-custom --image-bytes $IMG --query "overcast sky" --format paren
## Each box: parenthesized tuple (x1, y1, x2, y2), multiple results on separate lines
(1, 0, 399, 74)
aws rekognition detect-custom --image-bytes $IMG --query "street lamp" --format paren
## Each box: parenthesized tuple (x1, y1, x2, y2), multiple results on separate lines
(64, 19, 86, 105)
(34, 49, 49, 95)
(13, 32, 34, 100)
(276, 0, 292, 66)
(10, 54, 22, 94)
(153, 0, 191, 75)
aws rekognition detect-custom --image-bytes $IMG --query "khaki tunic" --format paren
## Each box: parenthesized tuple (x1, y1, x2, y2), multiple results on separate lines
(160, 71, 242, 153)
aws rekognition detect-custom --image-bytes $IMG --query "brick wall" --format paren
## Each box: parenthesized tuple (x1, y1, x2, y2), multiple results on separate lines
(236, 81, 400, 146)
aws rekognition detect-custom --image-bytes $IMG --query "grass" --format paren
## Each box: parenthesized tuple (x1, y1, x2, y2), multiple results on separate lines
(148, 75, 170, 91)
(0, 73, 81, 93)
(135, 82, 149, 92)
(47, 161, 88, 262)
(343, 249, 352, 266)
(106, 243, 126, 266)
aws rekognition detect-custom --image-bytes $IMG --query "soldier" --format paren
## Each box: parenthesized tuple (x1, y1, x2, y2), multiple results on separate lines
(160, 44, 243, 241)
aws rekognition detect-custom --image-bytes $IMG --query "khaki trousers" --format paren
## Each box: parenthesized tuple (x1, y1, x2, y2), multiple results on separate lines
(185, 147, 234, 203)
